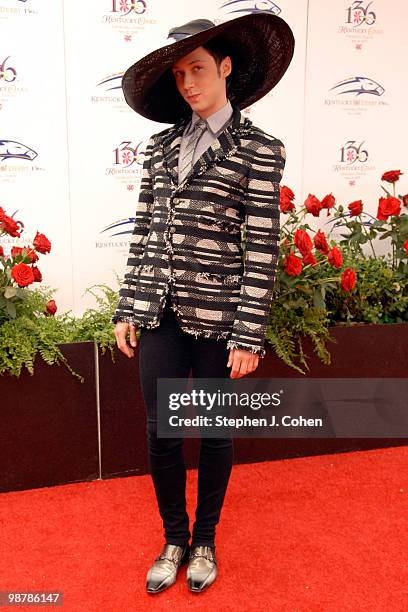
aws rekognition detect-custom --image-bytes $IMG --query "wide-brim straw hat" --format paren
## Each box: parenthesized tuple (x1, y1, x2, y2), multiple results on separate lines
(122, 12, 295, 124)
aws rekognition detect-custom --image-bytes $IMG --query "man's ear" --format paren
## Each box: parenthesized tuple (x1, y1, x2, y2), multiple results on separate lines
(222, 56, 232, 79)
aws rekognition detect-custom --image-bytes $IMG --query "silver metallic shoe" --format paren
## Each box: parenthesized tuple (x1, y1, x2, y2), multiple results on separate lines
(187, 545, 218, 592)
(146, 543, 190, 594)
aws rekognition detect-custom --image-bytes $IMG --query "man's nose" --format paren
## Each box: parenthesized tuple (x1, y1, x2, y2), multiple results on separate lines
(183, 73, 195, 89)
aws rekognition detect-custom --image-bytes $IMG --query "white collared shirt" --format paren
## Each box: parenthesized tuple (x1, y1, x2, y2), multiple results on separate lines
(178, 98, 233, 181)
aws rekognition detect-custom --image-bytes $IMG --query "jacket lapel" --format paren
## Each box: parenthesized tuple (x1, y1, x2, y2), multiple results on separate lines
(159, 104, 253, 190)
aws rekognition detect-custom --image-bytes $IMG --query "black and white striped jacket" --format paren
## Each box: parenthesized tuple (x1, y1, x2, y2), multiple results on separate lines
(111, 103, 286, 358)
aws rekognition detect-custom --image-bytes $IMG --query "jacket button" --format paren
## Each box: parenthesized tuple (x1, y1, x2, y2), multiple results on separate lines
(173, 198, 179, 204)
(169, 225, 176, 234)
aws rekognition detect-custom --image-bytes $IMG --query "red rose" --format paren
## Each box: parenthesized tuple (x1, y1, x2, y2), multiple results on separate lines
(10, 245, 39, 263)
(284, 252, 303, 276)
(280, 185, 295, 201)
(11, 262, 35, 287)
(302, 250, 317, 267)
(23, 246, 39, 263)
(322, 193, 335, 210)
(381, 170, 402, 183)
(1, 214, 22, 237)
(314, 230, 329, 254)
(341, 268, 356, 292)
(402, 194, 408, 207)
(45, 300, 57, 315)
(403, 239, 408, 255)
(0, 245, 4, 257)
(377, 196, 401, 220)
(11, 246, 23, 259)
(327, 246, 343, 269)
(0, 207, 5, 221)
(304, 194, 323, 217)
(33, 231, 51, 254)
(280, 197, 295, 213)
(294, 229, 313, 255)
(348, 199, 363, 216)
(32, 265, 42, 282)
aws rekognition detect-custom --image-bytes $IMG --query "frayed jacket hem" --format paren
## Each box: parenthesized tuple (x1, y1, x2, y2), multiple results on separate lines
(226, 340, 266, 359)
(111, 314, 267, 354)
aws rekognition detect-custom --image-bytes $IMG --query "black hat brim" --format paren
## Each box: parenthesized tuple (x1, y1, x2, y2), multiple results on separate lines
(122, 12, 295, 124)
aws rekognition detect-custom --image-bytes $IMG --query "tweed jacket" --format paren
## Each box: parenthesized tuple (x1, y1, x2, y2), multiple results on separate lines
(111, 103, 286, 358)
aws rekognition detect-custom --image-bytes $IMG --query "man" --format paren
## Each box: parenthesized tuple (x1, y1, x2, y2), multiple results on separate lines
(112, 13, 294, 594)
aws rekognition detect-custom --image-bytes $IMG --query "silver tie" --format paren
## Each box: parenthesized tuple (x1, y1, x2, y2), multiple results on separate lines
(178, 118, 207, 183)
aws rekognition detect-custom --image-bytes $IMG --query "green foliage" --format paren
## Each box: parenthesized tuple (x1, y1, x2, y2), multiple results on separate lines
(266, 302, 334, 374)
(0, 282, 120, 381)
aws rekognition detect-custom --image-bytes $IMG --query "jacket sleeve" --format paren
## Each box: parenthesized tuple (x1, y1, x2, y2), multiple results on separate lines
(111, 134, 155, 325)
(226, 137, 286, 358)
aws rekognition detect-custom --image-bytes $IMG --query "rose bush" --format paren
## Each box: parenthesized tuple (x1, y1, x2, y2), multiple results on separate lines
(264, 169, 408, 372)
(0, 206, 55, 321)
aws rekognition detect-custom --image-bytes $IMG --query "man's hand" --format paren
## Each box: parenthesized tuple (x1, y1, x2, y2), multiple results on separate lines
(227, 347, 259, 378)
(114, 321, 138, 358)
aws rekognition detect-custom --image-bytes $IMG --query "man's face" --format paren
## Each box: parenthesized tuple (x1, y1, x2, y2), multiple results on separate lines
(171, 45, 231, 118)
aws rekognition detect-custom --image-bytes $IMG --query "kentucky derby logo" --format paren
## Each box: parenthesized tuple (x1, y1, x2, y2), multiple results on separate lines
(111, 0, 146, 16)
(100, 217, 137, 239)
(113, 141, 144, 167)
(332, 139, 375, 182)
(346, 1, 376, 26)
(339, 140, 368, 165)
(324, 75, 386, 112)
(0, 140, 37, 162)
(0, 56, 27, 105)
(106, 140, 146, 184)
(338, 1, 382, 45)
(102, 0, 156, 38)
(96, 72, 123, 92)
(219, 0, 281, 16)
(0, 57, 17, 82)
(91, 72, 126, 106)
(330, 76, 384, 97)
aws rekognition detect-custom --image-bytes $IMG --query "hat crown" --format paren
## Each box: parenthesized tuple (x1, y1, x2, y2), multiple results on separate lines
(167, 19, 216, 42)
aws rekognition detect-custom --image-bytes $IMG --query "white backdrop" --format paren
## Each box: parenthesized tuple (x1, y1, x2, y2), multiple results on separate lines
(1, 0, 406, 317)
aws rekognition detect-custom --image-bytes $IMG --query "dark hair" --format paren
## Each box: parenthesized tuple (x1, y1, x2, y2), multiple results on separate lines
(201, 37, 232, 93)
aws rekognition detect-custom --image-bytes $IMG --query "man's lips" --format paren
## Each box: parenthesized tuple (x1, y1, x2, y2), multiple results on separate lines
(187, 94, 200, 100)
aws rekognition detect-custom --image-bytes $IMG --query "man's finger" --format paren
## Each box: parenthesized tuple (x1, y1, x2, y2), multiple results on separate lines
(230, 355, 242, 379)
(129, 324, 138, 347)
(227, 348, 235, 368)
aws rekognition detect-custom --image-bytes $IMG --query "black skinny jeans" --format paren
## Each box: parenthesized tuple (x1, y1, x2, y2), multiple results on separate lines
(138, 292, 234, 548)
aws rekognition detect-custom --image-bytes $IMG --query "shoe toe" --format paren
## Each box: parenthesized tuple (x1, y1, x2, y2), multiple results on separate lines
(187, 562, 217, 592)
(146, 570, 176, 593)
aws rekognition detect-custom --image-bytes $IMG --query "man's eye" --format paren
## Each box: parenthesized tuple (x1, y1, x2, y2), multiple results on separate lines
(174, 67, 202, 76)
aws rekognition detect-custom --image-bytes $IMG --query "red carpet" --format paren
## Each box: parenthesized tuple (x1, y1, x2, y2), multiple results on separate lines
(0, 446, 407, 611)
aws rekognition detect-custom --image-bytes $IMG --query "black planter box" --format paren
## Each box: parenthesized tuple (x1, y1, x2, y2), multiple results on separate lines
(0, 324, 407, 493)
(0, 342, 99, 493)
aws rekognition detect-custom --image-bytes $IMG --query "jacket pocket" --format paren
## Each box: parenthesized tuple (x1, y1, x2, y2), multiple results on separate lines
(196, 271, 242, 288)
(197, 214, 241, 236)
